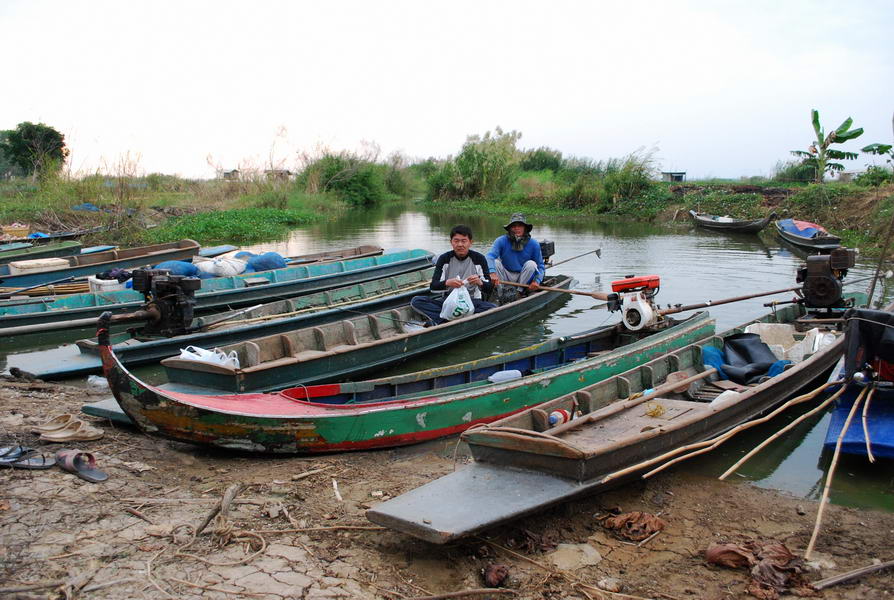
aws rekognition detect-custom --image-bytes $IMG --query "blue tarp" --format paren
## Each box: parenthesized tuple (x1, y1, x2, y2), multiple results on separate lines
(777, 218, 826, 239)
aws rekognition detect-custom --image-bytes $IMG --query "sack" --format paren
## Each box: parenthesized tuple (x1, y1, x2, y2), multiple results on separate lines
(177, 345, 240, 368)
(439, 287, 475, 321)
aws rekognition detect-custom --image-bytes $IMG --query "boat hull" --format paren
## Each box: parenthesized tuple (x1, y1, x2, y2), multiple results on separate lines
(823, 359, 894, 460)
(775, 220, 841, 251)
(0, 241, 83, 264)
(689, 210, 775, 234)
(99, 313, 715, 454)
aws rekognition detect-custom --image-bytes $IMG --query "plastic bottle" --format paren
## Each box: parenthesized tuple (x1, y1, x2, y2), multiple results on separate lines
(548, 409, 572, 425)
(487, 369, 523, 384)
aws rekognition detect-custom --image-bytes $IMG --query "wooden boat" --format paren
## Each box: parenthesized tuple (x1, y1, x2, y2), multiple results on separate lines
(158, 276, 576, 393)
(0, 248, 432, 337)
(98, 306, 715, 452)
(0, 224, 108, 244)
(775, 219, 841, 252)
(0, 240, 83, 264)
(10, 268, 434, 380)
(823, 308, 894, 460)
(367, 296, 865, 543)
(689, 210, 776, 234)
(0, 240, 200, 288)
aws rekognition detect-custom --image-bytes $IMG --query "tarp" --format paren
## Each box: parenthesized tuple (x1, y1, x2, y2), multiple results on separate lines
(777, 218, 828, 239)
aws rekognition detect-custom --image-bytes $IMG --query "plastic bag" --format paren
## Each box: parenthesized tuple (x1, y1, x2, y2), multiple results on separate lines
(177, 345, 240, 368)
(439, 286, 475, 321)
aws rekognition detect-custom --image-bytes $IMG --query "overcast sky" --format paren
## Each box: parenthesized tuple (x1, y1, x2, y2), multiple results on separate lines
(2, 0, 892, 179)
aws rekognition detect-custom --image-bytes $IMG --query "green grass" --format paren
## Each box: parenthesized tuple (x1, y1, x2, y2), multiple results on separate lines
(141, 207, 322, 244)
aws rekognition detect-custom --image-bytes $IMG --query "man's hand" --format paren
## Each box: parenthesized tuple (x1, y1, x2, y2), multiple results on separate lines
(529, 281, 540, 291)
(467, 274, 482, 287)
(489, 273, 500, 285)
(446, 277, 464, 289)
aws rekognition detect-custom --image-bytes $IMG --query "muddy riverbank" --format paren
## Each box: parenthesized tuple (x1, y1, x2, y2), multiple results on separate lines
(1, 378, 892, 599)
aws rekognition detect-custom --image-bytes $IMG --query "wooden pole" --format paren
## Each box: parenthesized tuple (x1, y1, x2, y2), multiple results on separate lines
(658, 286, 801, 316)
(499, 280, 612, 301)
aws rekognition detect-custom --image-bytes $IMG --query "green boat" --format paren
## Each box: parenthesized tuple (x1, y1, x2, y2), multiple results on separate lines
(0, 248, 434, 338)
(98, 305, 715, 453)
(159, 276, 577, 393)
(0, 240, 83, 264)
(8, 268, 434, 380)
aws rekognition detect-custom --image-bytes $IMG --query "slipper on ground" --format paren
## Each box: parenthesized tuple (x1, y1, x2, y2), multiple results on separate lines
(55, 449, 108, 482)
(39, 421, 104, 443)
(1, 453, 56, 470)
(31, 414, 77, 434)
(0, 446, 34, 463)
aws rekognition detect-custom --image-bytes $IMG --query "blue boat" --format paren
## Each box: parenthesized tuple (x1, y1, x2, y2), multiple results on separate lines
(775, 219, 841, 252)
(0, 248, 434, 337)
(823, 308, 894, 460)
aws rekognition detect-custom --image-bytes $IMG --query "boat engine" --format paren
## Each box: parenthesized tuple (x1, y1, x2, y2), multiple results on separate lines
(797, 247, 857, 309)
(129, 268, 201, 337)
(609, 275, 661, 331)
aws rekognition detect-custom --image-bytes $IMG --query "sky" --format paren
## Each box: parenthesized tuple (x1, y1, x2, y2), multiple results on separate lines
(2, 0, 892, 180)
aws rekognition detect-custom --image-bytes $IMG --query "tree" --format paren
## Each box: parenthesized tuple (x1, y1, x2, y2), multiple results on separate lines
(790, 109, 863, 183)
(0, 122, 69, 177)
(0, 131, 25, 178)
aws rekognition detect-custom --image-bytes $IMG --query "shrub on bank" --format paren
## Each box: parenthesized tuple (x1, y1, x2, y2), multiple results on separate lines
(300, 153, 388, 206)
(144, 207, 320, 244)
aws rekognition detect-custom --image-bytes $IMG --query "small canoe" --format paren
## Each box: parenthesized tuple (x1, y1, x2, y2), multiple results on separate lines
(368, 295, 867, 543)
(10, 268, 434, 380)
(689, 210, 776, 234)
(0, 224, 109, 244)
(776, 219, 841, 252)
(158, 276, 576, 393)
(0, 248, 432, 337)
(98, 306, 715, 452)
(0, 240, 201, 288)
(823, 308, 894, 460)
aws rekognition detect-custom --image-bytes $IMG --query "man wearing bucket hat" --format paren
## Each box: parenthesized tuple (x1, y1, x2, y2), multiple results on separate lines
(486, 213, 545, 300)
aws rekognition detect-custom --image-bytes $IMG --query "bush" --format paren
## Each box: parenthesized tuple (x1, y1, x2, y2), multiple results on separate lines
(426, 127, 522, 201)
(300, 153, 387, 206)
(855, 166, 894, 187)
(520, 147, 562, 172)
(145, 207, 318, 244)
(772, 160, 814, 184)
(789, 183, 858, 210)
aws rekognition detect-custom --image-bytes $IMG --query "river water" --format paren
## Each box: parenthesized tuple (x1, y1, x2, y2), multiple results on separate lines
(4, 202, 893, 510)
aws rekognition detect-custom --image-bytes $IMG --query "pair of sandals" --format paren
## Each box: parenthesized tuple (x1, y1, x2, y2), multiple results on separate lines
(32, 414, 104, 442)
(0, 445, 108, 482)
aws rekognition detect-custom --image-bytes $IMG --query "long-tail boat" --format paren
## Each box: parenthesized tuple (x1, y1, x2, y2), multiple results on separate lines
(0, 241, 84, 264)
(689, 210, 776, 234)
(368, 293, 870, 543)
(98, 303, 715, 452)
(10, 268, 434, 379)
(158, 276, 576, 393)
(0, 239, 201, 288)
(775, 219, 841, 252)
(0, 248, 432, 337)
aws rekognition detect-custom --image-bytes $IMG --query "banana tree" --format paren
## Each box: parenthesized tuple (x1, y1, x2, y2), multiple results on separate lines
(790, 109, 863, 183)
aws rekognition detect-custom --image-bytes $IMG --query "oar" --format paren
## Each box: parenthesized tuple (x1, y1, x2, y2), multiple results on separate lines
(657, 286, 802, 316)
(547, 248, 601, 269)
(499, 280, 613, 301)
(0, 275, 76, 299)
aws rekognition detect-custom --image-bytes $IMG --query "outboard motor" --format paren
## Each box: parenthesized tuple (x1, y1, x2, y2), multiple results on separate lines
(539, 240, 556, 264)
(609, 275, 661, 331)
(797, 247, 857, 309)
(129, 268, 202, 338)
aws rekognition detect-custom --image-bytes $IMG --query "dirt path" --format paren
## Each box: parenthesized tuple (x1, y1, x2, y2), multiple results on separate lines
(2, 379, 892, 599)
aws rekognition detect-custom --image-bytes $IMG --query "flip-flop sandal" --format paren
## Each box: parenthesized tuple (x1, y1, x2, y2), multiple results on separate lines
(1, 453, 56, 470)
(55, 449, 108, 483)
(0, 446, 34, 463)
(39, 421, 104, 443)
(31, 414, 77, 434)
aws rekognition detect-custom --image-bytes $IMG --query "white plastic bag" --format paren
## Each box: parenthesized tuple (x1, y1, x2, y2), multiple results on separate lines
(439, 287, 475, 321)
(178, 345, 240, 368)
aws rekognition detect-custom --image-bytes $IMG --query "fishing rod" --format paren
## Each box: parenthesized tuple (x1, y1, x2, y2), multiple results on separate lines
(547, 248, 601, 269)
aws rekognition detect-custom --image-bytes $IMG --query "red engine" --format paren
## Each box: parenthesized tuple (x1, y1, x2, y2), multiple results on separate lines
(611, 275, 660, 293)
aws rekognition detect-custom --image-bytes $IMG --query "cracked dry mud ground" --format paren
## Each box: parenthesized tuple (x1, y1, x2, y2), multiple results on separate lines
(1, 379, 893, 599)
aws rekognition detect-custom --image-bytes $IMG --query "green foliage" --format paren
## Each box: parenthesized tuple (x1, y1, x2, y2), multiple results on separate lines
(790, 110, 863, 183)
(519, 147, 562, 172)
(427, 127, 522, 200)
(854, 166, 894, 187)
(144, 207, 319, 244)
(0, 122, 69, 177)
(772, 160, 815, 183)
(0, 132, 25, 178)
(300, 153, 387, 206)
(789, 183, 859, 211)
(685, 191, 765, 218)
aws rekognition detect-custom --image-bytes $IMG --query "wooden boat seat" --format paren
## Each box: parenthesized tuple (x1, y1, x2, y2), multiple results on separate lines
(293, 350, 327, 361)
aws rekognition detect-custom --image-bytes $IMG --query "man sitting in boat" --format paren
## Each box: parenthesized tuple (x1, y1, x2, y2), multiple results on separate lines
(486, 213, 545, 300)
(410, 225, 496, 325)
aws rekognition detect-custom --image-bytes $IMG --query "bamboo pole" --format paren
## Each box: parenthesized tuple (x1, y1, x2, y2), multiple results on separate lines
(499, 280, 613, 301)
(805, 385, 869, 559)
(861, 385, 877, 463)
(657, 286, 801, 316)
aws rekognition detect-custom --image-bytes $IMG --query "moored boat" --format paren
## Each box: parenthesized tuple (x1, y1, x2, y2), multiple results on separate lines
(98, 305, 715, 453)
(0, 224, 108, 244)
(689, 210, 776, 234)
(367, 294, 867, 543)
(0, 239, 201, 288)
(775, 218, 841, 252)
(158, 276, 576, 393)
(0, 240, 84, 264)
(0, 248, 433, 337)
(10, 268, 434, 379)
